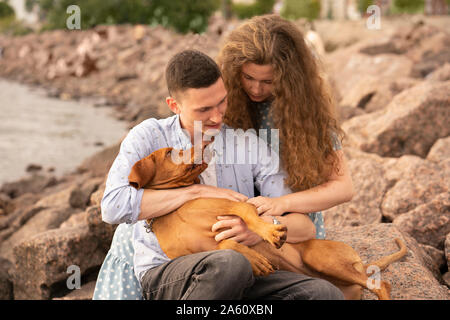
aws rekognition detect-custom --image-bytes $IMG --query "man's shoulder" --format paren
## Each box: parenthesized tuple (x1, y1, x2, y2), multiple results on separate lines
(130, 115, 177, 135)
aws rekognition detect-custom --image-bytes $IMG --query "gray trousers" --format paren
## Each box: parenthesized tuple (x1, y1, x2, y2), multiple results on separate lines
(141, 249, 345, 300)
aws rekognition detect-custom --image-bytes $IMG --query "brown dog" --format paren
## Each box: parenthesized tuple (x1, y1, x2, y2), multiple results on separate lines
(129, 146, 407, 300)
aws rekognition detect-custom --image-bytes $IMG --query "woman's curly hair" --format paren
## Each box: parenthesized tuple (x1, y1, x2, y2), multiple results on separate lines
(217, 14, 345, 192)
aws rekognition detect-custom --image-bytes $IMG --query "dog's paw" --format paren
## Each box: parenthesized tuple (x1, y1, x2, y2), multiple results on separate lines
(249, 252, 276, 277)
(263, 224, 287, 249)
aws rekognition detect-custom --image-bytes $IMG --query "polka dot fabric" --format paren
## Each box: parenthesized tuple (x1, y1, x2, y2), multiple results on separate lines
(93, 224, 143, 300)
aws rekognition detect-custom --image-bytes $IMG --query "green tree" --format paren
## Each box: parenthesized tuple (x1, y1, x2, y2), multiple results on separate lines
(280, 0, 320, 21)
(232, 0, 275, 19)
(392, 0, 425, 13)
(25, 0, 220, 34)
(0, 1, 15, 18)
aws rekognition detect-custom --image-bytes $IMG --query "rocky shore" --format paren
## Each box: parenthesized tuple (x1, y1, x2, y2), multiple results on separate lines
(0, 16, 449, 300)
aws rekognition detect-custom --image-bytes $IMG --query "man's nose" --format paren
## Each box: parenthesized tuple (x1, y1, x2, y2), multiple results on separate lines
(210, 106, 223, 123)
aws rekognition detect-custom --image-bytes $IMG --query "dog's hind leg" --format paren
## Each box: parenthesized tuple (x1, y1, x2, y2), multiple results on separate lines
(217, 239, 276, 277)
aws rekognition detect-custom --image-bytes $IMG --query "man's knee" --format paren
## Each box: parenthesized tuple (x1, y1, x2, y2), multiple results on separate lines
(200, 249, 253, 281)
(310, 279, 345, 300)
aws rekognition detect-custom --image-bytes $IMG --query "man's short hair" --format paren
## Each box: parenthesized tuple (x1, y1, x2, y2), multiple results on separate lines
(165, 50, 221, 98)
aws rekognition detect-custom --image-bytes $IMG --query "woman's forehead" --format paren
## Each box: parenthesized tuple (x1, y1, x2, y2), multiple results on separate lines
(242, 62, 274, 80)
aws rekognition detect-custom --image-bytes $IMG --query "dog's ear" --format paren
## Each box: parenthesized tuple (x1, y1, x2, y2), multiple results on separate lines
(128, 153, 156, 189)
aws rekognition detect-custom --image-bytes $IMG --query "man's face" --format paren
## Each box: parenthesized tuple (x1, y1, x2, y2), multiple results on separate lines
(240, 62, 274, 102)
(168, 78, 228, 142)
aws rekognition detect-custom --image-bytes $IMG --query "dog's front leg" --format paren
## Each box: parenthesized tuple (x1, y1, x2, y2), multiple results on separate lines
(228, 202, 287, 249)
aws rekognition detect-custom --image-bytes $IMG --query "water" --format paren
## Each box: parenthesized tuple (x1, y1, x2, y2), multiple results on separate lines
(0, 79, 128, 185)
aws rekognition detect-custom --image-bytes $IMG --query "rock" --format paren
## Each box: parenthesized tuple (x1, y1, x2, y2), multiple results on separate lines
(409, 32, 450, 78)
(381, 156, 448, 221)
(0, 174, 58, 199)
(25, 164, 43, 172)
(343, 81, 450, 158)
(0, 206, 79, 263)
(427, 136, 450, 164)
(89, 182, 105, 207)
(418, 243, 447, 282)
(426, 63, 450, 82)
(69, 177, 104, 209)
(52, 280, 96, 300)
(443, 272, 450, 288)
(445, 233, 450, 269)
(339, 75, 420, 114)
(326, 223, 450, 299)
(59, 210, 88, 229)
(326, 47, 413, 104)
(86, 205, 116, 253)
(393, 193, 450, 250)
(324, 148, 387, 228)
(0, 257, 13, 300)
(12, 226, 106, 300)
(77, 142, 121, 177)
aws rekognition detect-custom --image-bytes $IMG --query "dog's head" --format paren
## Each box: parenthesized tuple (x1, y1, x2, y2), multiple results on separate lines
(128, 146, 209, 190)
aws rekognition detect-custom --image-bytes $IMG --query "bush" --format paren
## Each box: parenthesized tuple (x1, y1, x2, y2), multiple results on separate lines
(26, 0, 220, 34)
(231, 0, 275, 19)
(357, 0, 375, 14)
(148, 0, 220, 34)
(0, 1, 15, 18)
(280, 0, 320, 21)
(392, 0, 425, 14)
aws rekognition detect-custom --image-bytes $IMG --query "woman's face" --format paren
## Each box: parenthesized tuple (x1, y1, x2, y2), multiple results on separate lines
(240, 62, 274, 103)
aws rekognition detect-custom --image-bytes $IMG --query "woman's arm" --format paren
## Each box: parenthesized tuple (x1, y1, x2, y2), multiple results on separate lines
(280, 149, 354, 213)
(247, 149, 354, 216)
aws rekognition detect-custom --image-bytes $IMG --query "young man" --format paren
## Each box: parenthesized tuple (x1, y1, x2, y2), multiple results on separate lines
(95, 50, 344, 300)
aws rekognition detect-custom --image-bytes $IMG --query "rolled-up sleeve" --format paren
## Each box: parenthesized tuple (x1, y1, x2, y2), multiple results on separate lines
(101, 123, 154, 225)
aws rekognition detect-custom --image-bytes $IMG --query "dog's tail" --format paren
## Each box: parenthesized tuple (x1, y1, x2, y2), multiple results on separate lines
(364, 238, 408, 272)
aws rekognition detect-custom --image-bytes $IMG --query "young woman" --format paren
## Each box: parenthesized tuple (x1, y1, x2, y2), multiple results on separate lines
(214, 14, 354, 243)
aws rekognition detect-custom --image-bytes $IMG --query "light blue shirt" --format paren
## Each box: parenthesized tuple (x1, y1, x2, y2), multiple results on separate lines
(101, 114, 320, 282)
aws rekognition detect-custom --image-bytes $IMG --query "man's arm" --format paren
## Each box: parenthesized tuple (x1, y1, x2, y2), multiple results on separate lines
(138, 184, 248, 221)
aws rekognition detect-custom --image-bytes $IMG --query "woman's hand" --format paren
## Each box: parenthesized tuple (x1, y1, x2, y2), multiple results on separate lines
(246, 196, 287, 216)
(211, 215, 263, 247)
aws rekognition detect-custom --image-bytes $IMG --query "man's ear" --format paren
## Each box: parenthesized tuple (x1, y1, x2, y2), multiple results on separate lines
(166, 96, 181, 114)
(128, 154, 156, 189)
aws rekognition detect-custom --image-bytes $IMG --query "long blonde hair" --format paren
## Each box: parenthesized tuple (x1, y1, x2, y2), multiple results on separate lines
(217, 14, 344, 192)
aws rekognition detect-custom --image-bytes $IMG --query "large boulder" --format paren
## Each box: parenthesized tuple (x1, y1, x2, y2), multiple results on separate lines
(393, 192, 450, 250)
(381, 155, 449, 221)
(343, 81, 450, 158)
(427, 136, 450, 164)
(12, 225, 106, 300)
(324, 148, 388, 228)
(0, 205, 80, 263)
(326, 223, 450, 299)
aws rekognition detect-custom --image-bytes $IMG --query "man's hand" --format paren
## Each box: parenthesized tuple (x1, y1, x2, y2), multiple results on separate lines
(190, 184, 248, 202)
(246, 196, 287, 216)
(211, 215, 263, 246)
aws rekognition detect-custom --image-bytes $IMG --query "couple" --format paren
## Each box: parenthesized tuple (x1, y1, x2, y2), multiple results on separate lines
(93, 15, 354, 300)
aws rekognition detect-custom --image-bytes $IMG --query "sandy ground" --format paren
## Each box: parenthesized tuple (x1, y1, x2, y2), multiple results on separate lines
(0, 79, 128, 184)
